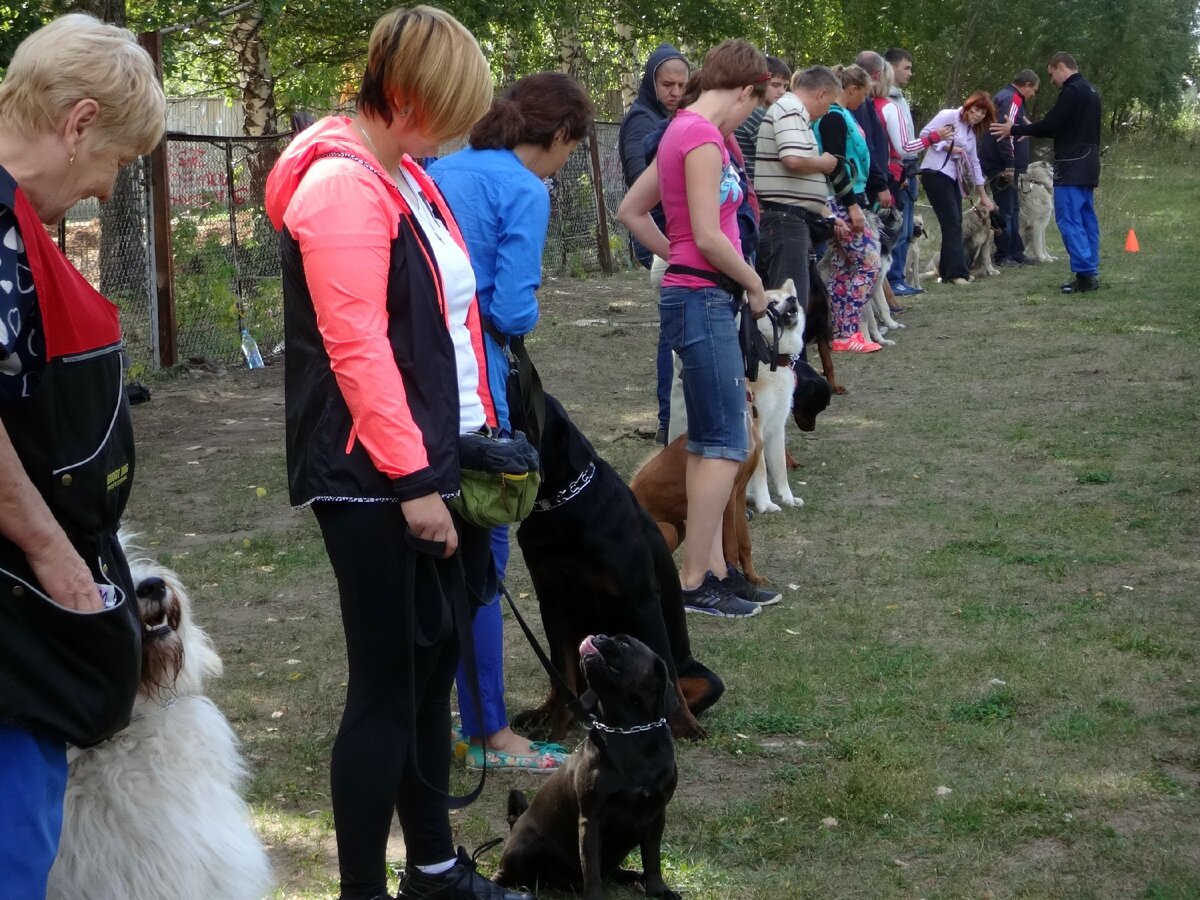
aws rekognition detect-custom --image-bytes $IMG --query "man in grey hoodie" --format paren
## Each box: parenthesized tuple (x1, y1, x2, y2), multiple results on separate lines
(618, 43, 689, 444)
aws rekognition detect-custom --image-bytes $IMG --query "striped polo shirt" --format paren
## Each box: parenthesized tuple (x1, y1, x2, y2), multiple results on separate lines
(752, 92, 829, 215)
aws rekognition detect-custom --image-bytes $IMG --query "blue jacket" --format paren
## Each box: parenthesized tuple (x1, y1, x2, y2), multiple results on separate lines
(430, 147, 549, 431)
(851, 99, 889, 197)
(979, 84, 1031, 175)
(619, 43, 688, 188)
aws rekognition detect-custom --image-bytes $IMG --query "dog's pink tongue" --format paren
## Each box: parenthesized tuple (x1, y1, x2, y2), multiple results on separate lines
(579, 635, 598, 657)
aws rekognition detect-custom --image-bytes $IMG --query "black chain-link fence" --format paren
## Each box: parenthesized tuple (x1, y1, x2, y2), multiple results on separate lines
(59, 161, 156, 377)
(62, 120, 635, 372)
(166, 132, 289, 366)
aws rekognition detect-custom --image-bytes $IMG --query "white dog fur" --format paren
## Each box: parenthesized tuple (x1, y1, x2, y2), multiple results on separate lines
(745, 279, 805, 513)
(1019, 160, 1057, 262)
(48, 536, 272, 900)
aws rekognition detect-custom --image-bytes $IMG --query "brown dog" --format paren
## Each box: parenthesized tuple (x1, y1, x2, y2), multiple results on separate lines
(630, 413, 765, 586)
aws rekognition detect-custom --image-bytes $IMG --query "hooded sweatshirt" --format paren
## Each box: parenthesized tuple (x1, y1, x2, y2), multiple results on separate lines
(265, 116, 495, 506)
(618, 43, 688, 187)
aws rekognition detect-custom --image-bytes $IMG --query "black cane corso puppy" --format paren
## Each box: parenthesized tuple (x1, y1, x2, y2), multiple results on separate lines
(496, 634, 679, 900)
(514, 393, 723, 741)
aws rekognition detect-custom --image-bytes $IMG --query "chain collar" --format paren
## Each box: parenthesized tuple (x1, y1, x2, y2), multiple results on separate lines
(532, 461, 596, 512)
(585, 715, 668, 735)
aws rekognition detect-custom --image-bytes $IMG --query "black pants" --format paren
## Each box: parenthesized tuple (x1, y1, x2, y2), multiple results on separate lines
(314, 501, 491, 900)
(992, 176, 1026, 262)
(756, 206, 813, 362)
(921, 170, 970, 281)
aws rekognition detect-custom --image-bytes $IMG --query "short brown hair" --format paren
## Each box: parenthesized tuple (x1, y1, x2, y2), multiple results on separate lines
(1048, 51, 1078, 70)
(960, 90, 998, 133)
(699, 39, 769, 99)
(470, 72, 594, 151)
(358, 6, 492, 145)
(792, 65, 841, 93)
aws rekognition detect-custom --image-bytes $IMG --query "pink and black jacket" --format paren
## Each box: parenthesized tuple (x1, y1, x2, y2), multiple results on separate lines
(266, 118, 495, 508)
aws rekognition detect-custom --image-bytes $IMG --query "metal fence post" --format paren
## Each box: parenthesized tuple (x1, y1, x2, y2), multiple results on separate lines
(139, 30, 177, 367)
(587, 123, 613, 275)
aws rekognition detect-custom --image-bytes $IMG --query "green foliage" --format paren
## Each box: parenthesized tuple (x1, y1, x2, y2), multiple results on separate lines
(951, 687, 1018, 724)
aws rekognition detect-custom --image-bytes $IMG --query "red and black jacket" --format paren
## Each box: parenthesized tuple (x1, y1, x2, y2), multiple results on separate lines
(0, 164, 141, 747)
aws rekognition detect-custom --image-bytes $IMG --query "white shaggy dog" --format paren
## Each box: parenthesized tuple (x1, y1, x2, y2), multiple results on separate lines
(47, 537, 272, 900)
(745, 279, 806, 514)
(863, 210, 904, 347)
(1019, 160, 1057, 262)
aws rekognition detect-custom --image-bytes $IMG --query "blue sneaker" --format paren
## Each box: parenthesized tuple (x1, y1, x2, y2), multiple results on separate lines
(890, 282, 924, 297)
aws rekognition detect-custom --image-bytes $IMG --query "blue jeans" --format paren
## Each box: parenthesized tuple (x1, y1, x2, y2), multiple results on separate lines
(888, 176, 917, 285)
(992, 177, 1026, 262)
(455, 526, 510, 739)
(659, 285, 748, 462)
(0, 724, 67, 900)
(1054, 185, 1100, 276)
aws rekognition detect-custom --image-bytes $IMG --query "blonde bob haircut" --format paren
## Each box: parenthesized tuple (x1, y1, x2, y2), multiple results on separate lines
(872, 60, 894, 99)
(0, 14, 165, 157)
(832, 64, 872, 91)
(358, 6, 493, 146)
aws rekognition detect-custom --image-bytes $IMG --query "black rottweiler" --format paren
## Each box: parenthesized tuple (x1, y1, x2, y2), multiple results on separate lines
(496, 634, 679, 900)
(792, 358, 832, 432)
(514, 393, 723, 741)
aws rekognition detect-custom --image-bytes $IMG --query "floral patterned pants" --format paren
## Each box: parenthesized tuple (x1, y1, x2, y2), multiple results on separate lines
(828, 200, 882, 338)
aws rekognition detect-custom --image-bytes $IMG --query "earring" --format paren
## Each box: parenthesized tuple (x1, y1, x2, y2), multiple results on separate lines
(69, 151, 76, 167)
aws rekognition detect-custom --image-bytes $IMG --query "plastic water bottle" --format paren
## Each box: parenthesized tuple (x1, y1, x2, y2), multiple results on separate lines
(240, 327, 265, 370)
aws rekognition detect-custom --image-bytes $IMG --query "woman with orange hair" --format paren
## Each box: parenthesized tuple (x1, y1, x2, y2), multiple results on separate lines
(918, 91, 998, 285)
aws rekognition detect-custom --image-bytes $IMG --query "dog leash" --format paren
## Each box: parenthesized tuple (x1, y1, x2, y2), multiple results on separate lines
(496, 579, 594, 726)
(400, 543, 490, 809)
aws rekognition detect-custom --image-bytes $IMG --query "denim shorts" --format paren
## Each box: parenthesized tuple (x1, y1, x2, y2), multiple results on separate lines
(659, 285, 748, 462)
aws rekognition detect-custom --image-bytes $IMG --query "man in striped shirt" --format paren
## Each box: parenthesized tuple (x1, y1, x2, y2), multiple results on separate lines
(980, 69, 1040, 265)
(753, 65, 841, 317)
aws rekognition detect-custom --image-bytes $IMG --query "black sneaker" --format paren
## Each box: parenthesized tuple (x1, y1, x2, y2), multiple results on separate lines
(399, 847, 534, 899)
(723, 566, 782, 607)
(682, 572, 761, 618)
(654, 424, 669, 446)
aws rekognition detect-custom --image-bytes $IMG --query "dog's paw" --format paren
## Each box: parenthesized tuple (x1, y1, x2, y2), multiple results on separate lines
(891, 321, 906, 330)
(878, 337, 896, 346)
(754, 500, 783, 514)
(779, 494, 804, 509)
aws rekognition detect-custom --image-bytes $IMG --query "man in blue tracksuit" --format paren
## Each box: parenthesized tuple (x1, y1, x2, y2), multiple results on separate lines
(991, 52, 1102, 294)
(980, 69, 1041, 266)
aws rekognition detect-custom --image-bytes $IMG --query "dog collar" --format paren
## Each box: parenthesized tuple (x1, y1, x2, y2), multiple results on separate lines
(585, 715, 668, 735)
(531, 461, 596, 513)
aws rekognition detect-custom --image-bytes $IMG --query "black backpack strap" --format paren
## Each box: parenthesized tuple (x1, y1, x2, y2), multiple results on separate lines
(663, 264, 743, 298)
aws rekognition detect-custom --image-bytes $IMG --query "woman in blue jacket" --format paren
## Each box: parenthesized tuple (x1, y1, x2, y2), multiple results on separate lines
(430, 73, 593, 771)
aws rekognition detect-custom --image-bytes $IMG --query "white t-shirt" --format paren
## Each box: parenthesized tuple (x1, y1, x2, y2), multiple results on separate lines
(396, 167, 486, 435)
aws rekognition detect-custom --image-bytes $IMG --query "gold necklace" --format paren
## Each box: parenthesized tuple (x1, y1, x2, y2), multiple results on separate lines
(356, 120, 388, 169)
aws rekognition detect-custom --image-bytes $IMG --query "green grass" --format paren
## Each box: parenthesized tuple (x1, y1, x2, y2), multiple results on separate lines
(124, 137, 1200, 898)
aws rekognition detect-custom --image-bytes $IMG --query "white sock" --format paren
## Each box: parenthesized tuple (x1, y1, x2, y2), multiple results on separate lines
(416, 857, 457, 876)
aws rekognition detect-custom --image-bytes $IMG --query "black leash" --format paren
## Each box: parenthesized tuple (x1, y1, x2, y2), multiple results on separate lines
(496, 579, 594, 729)
(401, 542, 489, 809)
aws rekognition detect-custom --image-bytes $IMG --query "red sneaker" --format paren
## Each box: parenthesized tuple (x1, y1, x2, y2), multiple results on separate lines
(832, 333, 882, 353)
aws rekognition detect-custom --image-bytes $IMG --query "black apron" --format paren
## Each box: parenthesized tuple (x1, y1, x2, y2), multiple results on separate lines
(0, 174, 141, 747)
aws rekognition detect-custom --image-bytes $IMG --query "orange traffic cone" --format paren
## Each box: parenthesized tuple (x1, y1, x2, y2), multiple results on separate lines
(1124, 228, 1140, 252)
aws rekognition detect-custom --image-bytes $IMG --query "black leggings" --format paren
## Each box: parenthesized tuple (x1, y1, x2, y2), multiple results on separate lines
(921, 170, 970, 281)
(314, 501, 490, 899)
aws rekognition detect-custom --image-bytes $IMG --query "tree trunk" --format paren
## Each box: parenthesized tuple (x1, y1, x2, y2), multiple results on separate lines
(230, 1, 279, 251)
(231, 4, 277, 137)
(557, 23, 584, 79)
(613, 19, 639, 113)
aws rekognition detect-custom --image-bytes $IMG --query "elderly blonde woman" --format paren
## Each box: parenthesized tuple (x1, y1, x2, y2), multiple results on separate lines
(0, 13, 164, 896)
(265, 7, 533, 899)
